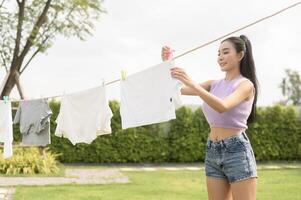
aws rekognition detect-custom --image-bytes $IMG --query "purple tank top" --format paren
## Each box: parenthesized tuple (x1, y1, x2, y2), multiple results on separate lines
(202, 74, 254, 130)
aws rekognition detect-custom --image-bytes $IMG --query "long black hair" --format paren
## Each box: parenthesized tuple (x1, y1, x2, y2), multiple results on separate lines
(222, 35, 259, 123)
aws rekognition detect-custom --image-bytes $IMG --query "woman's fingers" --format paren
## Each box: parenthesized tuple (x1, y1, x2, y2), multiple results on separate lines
(171, 70, 186, 78)
(171, 67, 185, 74)
(162, 46, 170, 54)
(162, 46, 170, 51)
(161, 46, 174, 61)
(162, 51, 170, 61)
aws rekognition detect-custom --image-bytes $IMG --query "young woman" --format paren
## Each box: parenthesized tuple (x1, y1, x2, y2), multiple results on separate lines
(161, 35, 258, 200)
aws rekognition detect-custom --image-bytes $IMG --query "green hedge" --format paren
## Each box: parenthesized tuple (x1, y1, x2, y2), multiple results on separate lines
(247, 106, 301, 161)
(11, 101, 301, 163)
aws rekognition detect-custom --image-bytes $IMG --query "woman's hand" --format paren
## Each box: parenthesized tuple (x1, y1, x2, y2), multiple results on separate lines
(161, 46, 196, 88)
(161, 46, 174, 61)
(170, 67, 197, 88)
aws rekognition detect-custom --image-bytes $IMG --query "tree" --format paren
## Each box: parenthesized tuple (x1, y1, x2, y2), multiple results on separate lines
(0, 0, 105, 98)
(279, 69, 301, 105)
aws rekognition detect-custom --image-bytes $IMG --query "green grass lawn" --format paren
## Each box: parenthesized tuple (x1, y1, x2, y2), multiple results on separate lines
(13, 169, 301, 200)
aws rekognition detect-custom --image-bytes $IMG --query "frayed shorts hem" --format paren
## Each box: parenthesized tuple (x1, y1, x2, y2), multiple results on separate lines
(206, 174, 258, 184)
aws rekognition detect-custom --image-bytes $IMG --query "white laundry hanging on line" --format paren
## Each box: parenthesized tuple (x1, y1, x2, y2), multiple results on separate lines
(0, 100, 13, 159)
(120, 60, 182, 129)
(55, 85, 113, 145)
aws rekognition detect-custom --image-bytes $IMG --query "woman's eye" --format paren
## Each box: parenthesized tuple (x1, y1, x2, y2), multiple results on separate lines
(218, 51, 229, 56)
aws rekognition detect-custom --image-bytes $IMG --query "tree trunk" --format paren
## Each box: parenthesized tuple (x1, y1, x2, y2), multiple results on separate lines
(1, 71, 18, 98)
(15, 72, 25, 99)
(0, 61, 22, 98)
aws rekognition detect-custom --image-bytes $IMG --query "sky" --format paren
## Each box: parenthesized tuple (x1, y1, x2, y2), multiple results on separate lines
(1, 0, 300, 106)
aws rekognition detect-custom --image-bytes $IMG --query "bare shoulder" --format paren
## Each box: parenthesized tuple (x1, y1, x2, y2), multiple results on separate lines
(237, 78, 255, 99)
(237, 78, 254, 89)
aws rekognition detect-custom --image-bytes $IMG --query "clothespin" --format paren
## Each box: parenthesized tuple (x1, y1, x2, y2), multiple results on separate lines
(3, 96, 9, 104)
(121, 70, 127, 81)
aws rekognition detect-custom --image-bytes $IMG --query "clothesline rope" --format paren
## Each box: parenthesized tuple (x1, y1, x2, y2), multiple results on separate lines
(7, 1, 301, 102)
(173, 1, 301, 60)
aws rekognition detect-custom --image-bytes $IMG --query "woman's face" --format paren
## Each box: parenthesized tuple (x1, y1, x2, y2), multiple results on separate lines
(217, 40, 243, 72)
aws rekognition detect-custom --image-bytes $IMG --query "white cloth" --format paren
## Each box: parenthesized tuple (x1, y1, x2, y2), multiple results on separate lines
(0, 101, 13, 159)
(55, 86, 113, 145)
(120, 60, 182, 129)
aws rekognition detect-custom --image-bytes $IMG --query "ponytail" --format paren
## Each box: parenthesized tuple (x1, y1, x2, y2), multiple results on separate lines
(222, 35, 259, 123)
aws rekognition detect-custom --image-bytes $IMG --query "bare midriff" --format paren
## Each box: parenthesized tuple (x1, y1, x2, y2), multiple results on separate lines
(209, 127, 244, 141)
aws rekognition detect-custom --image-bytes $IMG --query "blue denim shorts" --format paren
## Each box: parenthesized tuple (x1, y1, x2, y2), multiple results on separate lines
(205, 132, 258, 183)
